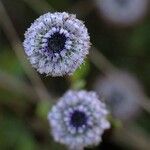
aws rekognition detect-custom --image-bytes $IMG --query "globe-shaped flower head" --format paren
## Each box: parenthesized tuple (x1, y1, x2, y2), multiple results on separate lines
(23, 12, 90, 76)
(93, 71, 145, 122)
(95, 0, 148, 26)
(48, 90, 110, 150)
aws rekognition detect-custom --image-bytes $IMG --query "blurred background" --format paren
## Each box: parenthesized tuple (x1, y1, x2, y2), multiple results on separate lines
(0, 0, 150, 150)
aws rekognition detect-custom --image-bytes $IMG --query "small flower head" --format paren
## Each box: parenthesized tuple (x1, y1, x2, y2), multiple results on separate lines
(95, 0, 148, 26)
(48, 90, 110, 150)
(93, 71, 145, 122)
(23, 12, 90, 76)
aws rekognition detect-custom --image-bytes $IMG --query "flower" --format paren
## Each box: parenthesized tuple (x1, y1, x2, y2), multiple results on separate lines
(93, 71, 145, 122)
(23, 12, 90, 76)
(48, 90, 110, 150)
(95, 0, 148, 26)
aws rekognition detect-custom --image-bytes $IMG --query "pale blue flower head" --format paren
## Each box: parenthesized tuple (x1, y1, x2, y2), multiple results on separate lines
(95, 0, 148, 26)
(48, 90, 110, 150)
(23, 12, 90, 76)
(93, 71, 145, 122)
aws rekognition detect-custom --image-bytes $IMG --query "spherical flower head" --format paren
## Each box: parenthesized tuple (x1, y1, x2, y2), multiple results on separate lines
(95, 0, 148, 26)
(23, 12, 90, 76)
(48, 90, 110, 150)
(93, 71, 145, 122)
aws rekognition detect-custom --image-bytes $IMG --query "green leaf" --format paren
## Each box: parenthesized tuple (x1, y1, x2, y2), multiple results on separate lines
(36, 101, 52, 120)
(72, 60, 90, 81)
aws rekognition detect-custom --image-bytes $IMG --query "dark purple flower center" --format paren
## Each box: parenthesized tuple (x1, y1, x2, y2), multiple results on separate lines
(115, 0, 128, 6)
(108, 90, 125, 110)
(48, 32, 67, 53)
(70, 110, 87, 128)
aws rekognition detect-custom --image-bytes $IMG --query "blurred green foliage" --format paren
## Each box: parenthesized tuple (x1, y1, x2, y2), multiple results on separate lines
(0, 116, 38, 150)
(0, 0, 149, 150)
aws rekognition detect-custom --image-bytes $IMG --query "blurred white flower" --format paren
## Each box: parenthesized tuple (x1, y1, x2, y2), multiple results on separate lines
(93, 71, 145, 122)
(23, 12, 90, 76)
(95, 0, 148, 26)
(48, 90, 110, 150)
